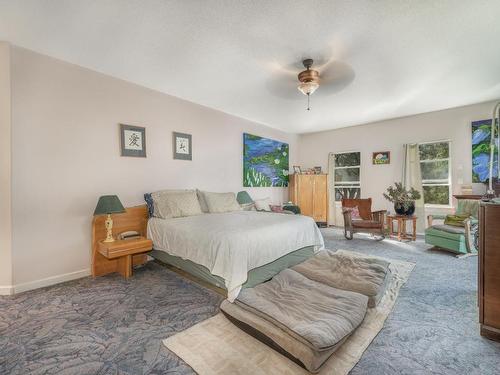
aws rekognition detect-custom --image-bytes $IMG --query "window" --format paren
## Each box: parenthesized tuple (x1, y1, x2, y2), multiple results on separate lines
(418, 141, 451, 206)
(332, 151, 361, 201)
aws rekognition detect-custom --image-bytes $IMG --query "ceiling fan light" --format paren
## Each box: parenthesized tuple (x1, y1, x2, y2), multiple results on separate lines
(298, 81, 319, 96)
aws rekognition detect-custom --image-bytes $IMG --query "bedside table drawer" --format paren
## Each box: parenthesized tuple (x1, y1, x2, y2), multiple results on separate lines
(98, 237, 153, 259)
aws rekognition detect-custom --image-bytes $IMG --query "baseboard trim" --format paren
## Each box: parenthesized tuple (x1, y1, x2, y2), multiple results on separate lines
(11, 269, 91, 294)
(0, 285, 14, 295)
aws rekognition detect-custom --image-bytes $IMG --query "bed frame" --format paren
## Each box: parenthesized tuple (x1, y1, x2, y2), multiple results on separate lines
(92, 205, 316, 298)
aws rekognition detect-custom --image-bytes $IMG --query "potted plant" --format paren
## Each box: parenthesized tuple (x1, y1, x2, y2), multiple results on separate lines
(383, 182, 421, 216)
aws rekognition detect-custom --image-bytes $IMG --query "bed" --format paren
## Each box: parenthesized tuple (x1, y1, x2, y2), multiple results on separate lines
(147, 210, 324, 301)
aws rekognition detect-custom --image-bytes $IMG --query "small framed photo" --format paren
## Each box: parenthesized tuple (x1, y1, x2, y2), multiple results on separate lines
(173, 132, 192, 160)
(313, 166, 322, 174)
(373, 151, 390, 165)
(293, 165, 302, 174)
(120, 124, 146, 157)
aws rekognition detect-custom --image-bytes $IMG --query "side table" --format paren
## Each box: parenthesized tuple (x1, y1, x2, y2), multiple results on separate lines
(386, 214, 417, 241)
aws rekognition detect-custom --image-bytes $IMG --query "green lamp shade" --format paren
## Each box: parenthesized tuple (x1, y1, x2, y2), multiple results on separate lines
(237, 191, 253, 205)
(93, 195, 126, 216)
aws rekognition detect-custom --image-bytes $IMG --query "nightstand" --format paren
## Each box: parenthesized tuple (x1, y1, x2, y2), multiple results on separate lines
(97, 237, 153, 278)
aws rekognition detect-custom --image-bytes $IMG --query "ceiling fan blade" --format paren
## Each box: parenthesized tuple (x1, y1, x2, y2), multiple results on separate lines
(317, 61, 355, 95)
(265, 66, 303, 100)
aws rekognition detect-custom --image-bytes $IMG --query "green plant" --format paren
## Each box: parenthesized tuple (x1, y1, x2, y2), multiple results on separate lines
(383, 182, 421, 210)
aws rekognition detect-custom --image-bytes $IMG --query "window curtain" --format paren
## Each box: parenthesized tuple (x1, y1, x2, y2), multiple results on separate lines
(402, 144, 425, 233)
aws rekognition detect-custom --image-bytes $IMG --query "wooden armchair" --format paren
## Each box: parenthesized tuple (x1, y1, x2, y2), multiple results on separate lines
(342, 198, 387, 240)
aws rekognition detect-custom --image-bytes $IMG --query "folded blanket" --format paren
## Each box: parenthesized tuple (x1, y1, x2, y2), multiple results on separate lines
(235, 268, 368, 352)
(292, 250, 390, 307)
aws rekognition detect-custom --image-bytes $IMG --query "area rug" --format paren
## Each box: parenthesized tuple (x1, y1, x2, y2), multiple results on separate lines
(163, 250, 415, 375)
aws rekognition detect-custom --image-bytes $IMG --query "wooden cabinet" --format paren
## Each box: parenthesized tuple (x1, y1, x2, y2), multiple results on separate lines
(289, 174, 328, 224)
(479, 202, 500, 342)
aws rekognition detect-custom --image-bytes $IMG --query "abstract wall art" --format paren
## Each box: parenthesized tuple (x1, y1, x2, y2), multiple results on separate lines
(243, 133, 289, 187)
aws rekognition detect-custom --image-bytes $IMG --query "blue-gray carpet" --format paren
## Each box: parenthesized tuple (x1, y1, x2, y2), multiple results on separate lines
(1, 228, 499, 374)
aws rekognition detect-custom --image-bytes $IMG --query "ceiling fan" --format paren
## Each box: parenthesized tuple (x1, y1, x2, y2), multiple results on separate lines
(297, 58, 320, 111)
(266, 57, 355, 111)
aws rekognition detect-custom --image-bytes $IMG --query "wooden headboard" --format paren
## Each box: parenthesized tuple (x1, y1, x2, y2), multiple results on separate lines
(91, 205, 149, 277)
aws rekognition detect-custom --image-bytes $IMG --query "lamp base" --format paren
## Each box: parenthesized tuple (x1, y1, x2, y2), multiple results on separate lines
(103, 214, 115, 242)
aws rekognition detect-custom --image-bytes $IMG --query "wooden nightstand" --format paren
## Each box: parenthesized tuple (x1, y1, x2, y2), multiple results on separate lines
(97, 237, 152, 278)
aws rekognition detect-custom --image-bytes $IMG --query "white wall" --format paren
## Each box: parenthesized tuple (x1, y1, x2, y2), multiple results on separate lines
(9, 46, 298, 289)
(0, 42, 12, 293)
(298, 101, 498, 225)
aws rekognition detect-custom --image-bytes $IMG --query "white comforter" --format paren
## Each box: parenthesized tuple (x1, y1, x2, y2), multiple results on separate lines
(147, 211, 324, 300)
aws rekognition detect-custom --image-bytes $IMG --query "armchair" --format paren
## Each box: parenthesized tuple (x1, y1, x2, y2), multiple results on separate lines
(425, 199, 479, 257)
(342, 198, 387, 240)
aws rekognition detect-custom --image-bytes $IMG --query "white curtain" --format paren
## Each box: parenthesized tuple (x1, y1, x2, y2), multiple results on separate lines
(402, 144, 425, 234)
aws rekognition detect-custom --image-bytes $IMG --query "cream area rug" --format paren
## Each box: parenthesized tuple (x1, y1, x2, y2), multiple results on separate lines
(163, 250, 415, 375)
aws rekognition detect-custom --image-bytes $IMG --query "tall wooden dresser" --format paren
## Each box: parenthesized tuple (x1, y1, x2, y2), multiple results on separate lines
(479, 202, 500, 341)
(289, 174, 328, 225)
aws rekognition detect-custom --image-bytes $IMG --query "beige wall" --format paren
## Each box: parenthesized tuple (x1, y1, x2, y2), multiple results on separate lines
(9, 46, 298, 288)
(298, 101, 497, 225)
(0, 42, 12, 293)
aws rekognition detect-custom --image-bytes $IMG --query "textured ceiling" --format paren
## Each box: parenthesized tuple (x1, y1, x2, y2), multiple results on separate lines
(1, 0, 500, 133)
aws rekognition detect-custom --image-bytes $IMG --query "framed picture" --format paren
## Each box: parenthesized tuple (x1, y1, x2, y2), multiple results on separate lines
(120, 124, 146, 157)
(293, 165, 302, 174)
(173, 132, 192, 160)
(373, 151, 390, 165)
(314, 166, 322, 174)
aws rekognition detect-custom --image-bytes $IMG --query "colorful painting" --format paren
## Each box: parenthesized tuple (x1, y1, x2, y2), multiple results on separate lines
(243, 133, 289, 187)
(372, 151, 390, 165)
(472, 119, 499, 183)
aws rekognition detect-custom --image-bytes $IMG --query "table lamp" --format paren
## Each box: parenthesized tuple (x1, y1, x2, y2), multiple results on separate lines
(94, 195, 126, 242)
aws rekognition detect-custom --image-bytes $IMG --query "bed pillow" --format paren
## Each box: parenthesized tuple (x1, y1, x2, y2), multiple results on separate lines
(202, 192, 242, 213)
(196, 189, 210, 213)
(151, 189, 188, 217)
(254, 197, 272, 211)
(152, 190, 203, 218)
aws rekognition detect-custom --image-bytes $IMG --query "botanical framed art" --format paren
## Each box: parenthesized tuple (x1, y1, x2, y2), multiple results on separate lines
(372, 151, 390, 165)
(173, 132, 192, 160)
(120, 124, 146, 157)
(243, 133, 289, 187)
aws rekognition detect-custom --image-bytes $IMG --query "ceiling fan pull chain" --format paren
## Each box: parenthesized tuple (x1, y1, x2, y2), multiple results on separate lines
(307, 93, 311, 111)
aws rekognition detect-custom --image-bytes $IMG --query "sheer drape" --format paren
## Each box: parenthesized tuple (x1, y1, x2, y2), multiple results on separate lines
(402, 144, 425, 233)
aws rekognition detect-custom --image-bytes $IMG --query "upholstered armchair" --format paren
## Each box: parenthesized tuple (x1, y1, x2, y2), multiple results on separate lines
(425, 199, 479, 257)
(342, 198, 387, 240)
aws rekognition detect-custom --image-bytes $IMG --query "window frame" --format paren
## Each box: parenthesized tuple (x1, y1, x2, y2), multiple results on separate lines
(418, 140, 452, 208)
(331, 151, 361, 202)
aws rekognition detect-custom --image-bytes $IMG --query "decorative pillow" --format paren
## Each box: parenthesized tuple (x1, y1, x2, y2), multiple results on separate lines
(350, 206, 361, 219)
(144, 193, 154, 217)
(444, 214, 469, 227)
(196, 189, 210, 213)
(152, 190, 202, 218)
(202, 192, 242, 213)
(240, 202, 255, 211)
(254, 198, 272, 211)
(270, 205, 284, 213)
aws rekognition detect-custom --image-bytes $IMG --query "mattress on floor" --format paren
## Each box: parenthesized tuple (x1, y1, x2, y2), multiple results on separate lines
(222, 269, 368, 372)
(221, 300, 346, 373)
(292, 250, 390, 307)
